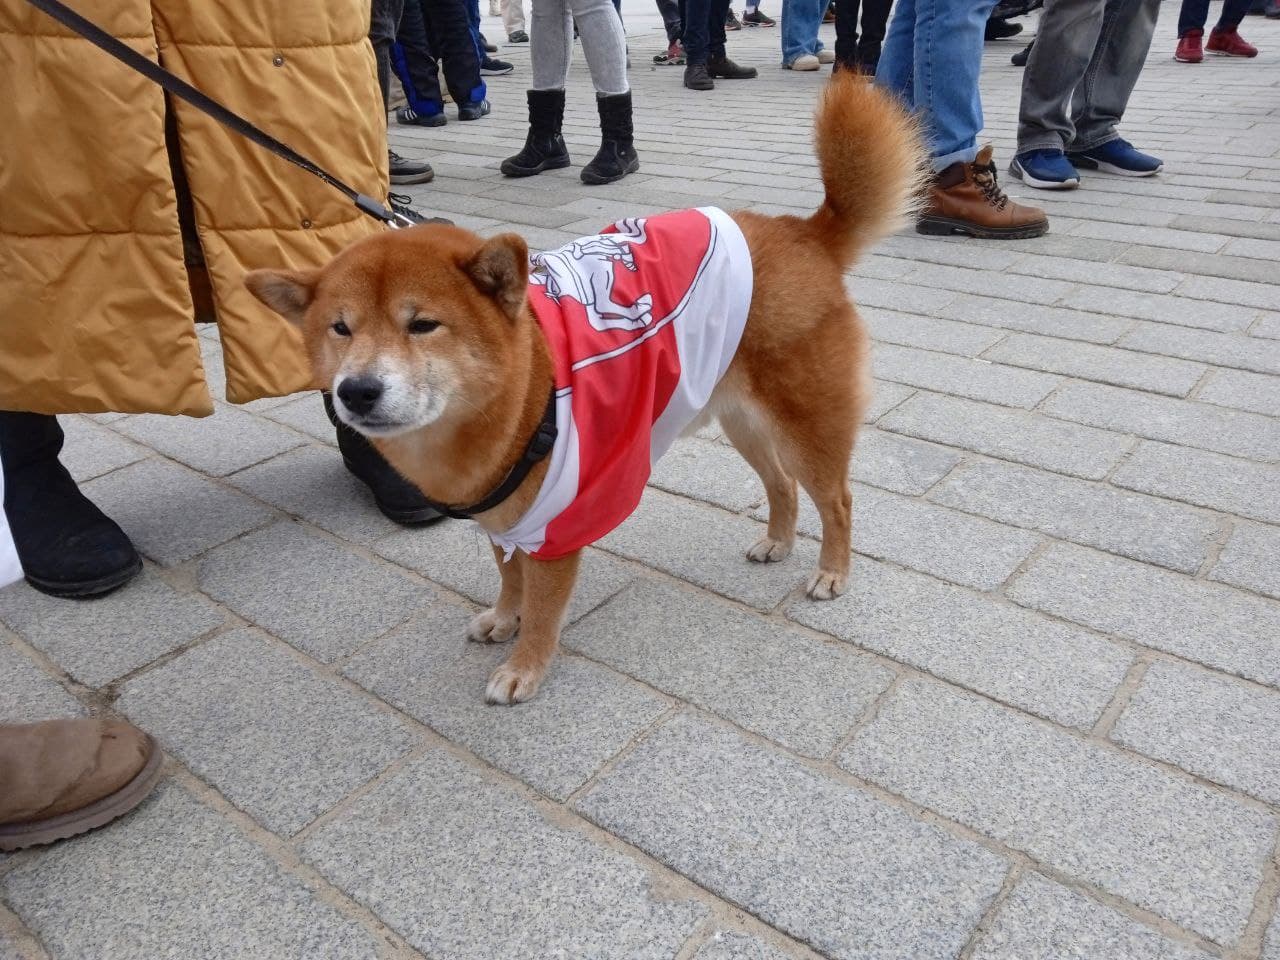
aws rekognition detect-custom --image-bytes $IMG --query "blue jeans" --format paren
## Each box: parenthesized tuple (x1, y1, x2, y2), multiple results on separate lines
(781, 0, 826, 62)
(875, 0, 996, 170)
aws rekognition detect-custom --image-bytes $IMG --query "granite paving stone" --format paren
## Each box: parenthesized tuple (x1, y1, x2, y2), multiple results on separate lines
(57, 416, 148, 483)
(225, 444, 403, 545)
(343, 599, 669, 800)
(775, 482, 1039, 591)
(1112, 440, 1280, 525)
(872, 343, 1063, 409)
(1041, 381, 1280, 463)
(0, 570, 222, 686)
(787, 556, 1131, 729)
(1210, 521, 1280, 600)
(1057, 286, 1257, 333)
(599, 489, 819, 611)
(263, 394, 341, 446)
(1266, 903, 1280, 960)
(649, 437, 765, 512)
(575, 711, 1007, 960)
(879, 392, 1132, 480)
(862, 308, 1006, 357)
(373, 520, 635, 625)
(0, 782, 380, 960)
(1008, 542, 1280, 690)
(971, 873, 1214, 960)
(929, 460, 1218, 574)
(863, 380, 916, 422)
(566, 580, 894, 756)
(841, 679, 1277, 946)
(692, 932, 804, 960)
(1112, 660, 1280, 807)
(935, 294, 1134, 345)
(115, 403, 305, 476)
(118, 629, 418, 835)
(851, 428, 962, 496)
(300, 749, 708, 959)
(1197, 369, 1280, 418)
(198, 522, 433, 662)
(83, 458, 277, 566)
(982, 333, 1207, 397)
(0, 642, 85, 724)
(1119, 322, 1280, 376)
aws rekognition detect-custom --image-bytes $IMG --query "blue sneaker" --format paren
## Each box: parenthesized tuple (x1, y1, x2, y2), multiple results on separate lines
(1009, 149, 1080, 189)
(1068, 138, 1163, 177)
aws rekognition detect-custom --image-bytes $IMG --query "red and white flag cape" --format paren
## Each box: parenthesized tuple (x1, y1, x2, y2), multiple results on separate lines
(489, 206, 753, 560)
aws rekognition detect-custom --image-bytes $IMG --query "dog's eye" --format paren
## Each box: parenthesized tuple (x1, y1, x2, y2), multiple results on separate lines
(408, 318, 440, 335)
(332, 320, 352, 337)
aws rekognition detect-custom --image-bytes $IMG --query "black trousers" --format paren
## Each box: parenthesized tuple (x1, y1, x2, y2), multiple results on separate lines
(393, 0, 486, 114)
(680, 0, 731, 62)
(834, 0, 892, 69)
(370, 0, 407, 113)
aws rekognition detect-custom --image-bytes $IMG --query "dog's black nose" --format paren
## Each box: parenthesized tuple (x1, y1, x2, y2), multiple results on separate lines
(336, 376, 384, 416)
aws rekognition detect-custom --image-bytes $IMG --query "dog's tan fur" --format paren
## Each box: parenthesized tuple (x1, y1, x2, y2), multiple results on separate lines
(247, 75, 925, 704)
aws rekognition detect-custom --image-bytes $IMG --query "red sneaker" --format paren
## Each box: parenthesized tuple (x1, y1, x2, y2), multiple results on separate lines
(1206, 26, 1258, 57)
(1175, 28, 1203, 62)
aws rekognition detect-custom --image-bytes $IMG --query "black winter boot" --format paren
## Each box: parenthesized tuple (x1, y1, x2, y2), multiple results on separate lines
(0, 413, 141, 598)
(501, 90, 572, 178)
(322, 394, 444, 526)
(580, 92, 640, 185)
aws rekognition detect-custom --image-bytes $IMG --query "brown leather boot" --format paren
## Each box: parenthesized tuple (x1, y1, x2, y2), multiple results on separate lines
(917, 145, 1049, 239)
(0, 718, 163, 851)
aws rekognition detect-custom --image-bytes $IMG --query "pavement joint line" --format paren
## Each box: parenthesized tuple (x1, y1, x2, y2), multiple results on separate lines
(0, 902, 51, 960)
(956, 861, 1025, 960)
(824, 672, 907, 765)
(1237, 834, 1280, 960)
(1089, 653, 1154, 741)
(561, 701, 682, 809)
(1196, 513, 1240, 581)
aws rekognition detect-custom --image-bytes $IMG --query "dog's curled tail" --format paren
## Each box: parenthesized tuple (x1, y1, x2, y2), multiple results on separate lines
(809, 73, 928, 267)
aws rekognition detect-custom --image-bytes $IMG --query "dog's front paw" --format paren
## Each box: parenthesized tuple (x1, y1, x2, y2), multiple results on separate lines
(485, 660, 546, 705)
(747, 536, 793, 563)
(806, 569, 848, 601)
(467, 608, 520, 644)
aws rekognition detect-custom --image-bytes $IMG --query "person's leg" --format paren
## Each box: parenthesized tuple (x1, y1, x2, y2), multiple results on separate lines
(782, 0, 824, 62)
(683, 0, 713, 62)
(370, 0, 408, 114)
(502, 0, 573, 175)
(393, 0, 448, 121)
(1215, 0, 1254, 25)
(421, 0, 489, 107)
(914, 0, 994, 171)
(834, 0, 861, 67)
(502, 0, 528, 36)
(657, 0, 684, 40)
(858, 0, 891, 67)
(874, 0, 916, 104)
(1016, 0, 1105, 155)
(707, 0, 732, 58)
(572, 0, 630, 92)
(1068, 0, 1158, 152)
(1177, 0, 1210, 32)
(0, 413, 140, 597)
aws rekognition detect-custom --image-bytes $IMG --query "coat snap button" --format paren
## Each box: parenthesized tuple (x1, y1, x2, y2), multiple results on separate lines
(272, 54, 285, 66)
(301, 219, 313, 229)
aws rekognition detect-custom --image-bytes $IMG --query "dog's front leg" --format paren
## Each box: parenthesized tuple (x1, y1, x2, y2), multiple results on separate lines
(467, 544, 525, 644)
(484, 549, 581, 705)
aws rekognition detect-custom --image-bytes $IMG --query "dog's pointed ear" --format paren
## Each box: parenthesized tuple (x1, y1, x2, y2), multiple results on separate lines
(465, 234, 529, 320)
(245, 268, 320, 325)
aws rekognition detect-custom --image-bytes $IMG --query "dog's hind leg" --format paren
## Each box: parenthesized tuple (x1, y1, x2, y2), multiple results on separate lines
(720, 407, 798, 564)
(467, 544, 524, 644)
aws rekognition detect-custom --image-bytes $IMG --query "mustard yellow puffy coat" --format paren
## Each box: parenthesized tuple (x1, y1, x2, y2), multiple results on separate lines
(0, 0, 387, 416)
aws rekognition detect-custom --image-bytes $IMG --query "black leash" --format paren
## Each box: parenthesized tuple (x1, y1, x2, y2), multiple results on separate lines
(428, 390, 560, 519)
(24, 0, 411, 228)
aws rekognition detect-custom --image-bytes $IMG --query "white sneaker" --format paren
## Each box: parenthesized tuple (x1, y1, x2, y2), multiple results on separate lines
(786, 53, 820, 70)
(817, 49, 835, 63)
(488, 0, 500, 14)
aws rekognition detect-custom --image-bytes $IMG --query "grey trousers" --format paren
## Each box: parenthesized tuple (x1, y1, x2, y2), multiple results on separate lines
(1016, 0, 1159, 154)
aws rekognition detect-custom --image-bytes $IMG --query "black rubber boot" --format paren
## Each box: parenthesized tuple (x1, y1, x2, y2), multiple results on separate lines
(0, 413, 141, 598)
(322, 394, 444, 526)
(580, 92, 641, 185)
(501, 89, 572, 178)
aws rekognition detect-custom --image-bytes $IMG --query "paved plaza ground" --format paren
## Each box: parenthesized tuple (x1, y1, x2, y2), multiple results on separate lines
(3, 5, 1280, 959)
